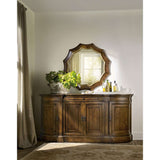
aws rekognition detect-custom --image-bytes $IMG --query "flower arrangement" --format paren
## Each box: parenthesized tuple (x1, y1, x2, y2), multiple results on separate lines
(46, 70, 81, 90)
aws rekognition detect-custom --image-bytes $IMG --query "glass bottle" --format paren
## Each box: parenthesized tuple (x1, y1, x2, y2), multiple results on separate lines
(102, 81, 106, 92)
(113, 80, 118, 92)
(106, 79, 110, 92)
(109, 82, 112, 92)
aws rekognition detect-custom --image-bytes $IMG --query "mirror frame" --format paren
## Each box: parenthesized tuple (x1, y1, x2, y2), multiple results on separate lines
(63, 43, 111, 90)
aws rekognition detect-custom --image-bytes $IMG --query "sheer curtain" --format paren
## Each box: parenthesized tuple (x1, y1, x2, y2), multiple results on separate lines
(17, 2, 37, 148)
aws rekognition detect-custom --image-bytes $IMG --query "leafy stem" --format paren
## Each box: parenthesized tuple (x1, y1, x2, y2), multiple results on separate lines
(46, 71, 81, 89)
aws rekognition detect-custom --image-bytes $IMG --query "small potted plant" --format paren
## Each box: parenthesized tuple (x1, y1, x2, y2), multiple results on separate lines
(46, 70, 64, 93)
(46, 70, 81, 93)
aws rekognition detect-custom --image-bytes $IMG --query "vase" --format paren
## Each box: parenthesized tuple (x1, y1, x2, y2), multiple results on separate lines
(57, 83, 69, 94)
(48, 82, 59, 93)
(48, 82, 69, 94)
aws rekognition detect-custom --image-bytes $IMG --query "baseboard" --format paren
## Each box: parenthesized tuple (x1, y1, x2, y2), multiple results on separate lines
(37, 133, 143, 141)
(133, 132, 143, 140)
(37, 131, 143, 141)
(36, 131, 42, 141)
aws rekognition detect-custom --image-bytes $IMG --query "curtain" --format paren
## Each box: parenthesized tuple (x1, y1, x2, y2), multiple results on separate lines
(17, 2, 37, 148)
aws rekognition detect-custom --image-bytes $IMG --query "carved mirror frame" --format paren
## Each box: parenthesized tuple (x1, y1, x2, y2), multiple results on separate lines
(63, 43, 111, 90)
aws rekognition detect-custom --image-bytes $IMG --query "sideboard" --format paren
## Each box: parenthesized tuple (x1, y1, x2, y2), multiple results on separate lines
(40, 93, 133, 143)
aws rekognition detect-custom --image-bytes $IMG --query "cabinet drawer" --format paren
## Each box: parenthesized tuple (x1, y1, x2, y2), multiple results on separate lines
(110, 96, 130, 102)
(84, 96, 108, 101)
(63, 96, 106, 102)
(42, 96, 61, 105)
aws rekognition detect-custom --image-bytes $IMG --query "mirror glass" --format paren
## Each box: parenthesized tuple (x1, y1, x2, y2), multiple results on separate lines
(67, 48, 105, 86)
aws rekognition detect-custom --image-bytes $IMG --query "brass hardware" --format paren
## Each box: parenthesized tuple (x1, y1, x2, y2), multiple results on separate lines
(81, 116, 86, 121)
(56, 116, 59, 121)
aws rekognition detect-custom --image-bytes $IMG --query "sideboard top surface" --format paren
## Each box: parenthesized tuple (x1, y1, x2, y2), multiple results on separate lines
(40, 93, 133, 97)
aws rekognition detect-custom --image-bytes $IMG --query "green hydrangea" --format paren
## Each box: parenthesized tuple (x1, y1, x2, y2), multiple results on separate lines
(46, 71, 81, 89)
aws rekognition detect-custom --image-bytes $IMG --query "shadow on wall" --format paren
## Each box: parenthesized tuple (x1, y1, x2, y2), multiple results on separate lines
(32, 71, 50, 137)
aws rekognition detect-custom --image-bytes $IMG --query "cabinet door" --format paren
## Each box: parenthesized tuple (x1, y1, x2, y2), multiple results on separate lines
(85, 102, 105, 136)
(63, 102, 83, 135)
(109, 102, 131, 136)
(42, 103, 59, 135)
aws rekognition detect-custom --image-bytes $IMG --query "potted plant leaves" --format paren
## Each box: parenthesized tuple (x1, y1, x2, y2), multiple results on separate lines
(46, 70, 81, 93)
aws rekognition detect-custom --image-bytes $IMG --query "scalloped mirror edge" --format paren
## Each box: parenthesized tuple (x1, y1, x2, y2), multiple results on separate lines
(63, 43, 111, 90)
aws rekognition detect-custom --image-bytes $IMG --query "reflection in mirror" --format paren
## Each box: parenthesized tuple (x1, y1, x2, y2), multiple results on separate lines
(68, 48, 105, 86)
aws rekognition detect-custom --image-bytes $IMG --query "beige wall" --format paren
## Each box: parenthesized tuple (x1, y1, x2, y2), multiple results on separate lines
(33, 10, 143, 140)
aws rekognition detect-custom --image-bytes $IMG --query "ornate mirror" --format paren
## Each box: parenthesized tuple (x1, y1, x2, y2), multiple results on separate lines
(63, 43, 111, 90)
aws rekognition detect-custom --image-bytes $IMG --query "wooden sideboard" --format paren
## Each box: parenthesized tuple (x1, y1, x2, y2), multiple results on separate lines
(40, 93, 133, 143)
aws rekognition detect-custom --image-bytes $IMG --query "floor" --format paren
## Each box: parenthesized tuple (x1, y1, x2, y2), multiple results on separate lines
(18, 140, 142, 160)
(18, 141, 43, 160)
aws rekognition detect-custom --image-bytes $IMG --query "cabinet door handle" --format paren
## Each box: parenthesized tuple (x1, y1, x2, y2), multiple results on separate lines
(56, 116, 59, 121)
(109, 115, 112, 121)
(81, 116, 86, 121)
